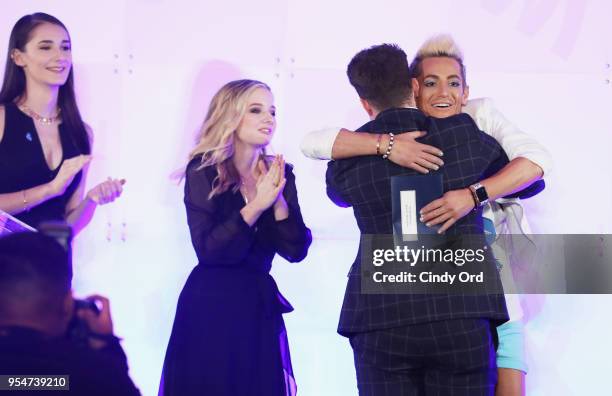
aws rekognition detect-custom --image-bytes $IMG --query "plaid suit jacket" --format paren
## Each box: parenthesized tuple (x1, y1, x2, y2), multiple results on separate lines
(326, 108, 510, 336)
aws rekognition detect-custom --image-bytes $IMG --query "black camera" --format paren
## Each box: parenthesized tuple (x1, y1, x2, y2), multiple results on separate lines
(74, 299, 101, 315)
(67, 298, 102, 347)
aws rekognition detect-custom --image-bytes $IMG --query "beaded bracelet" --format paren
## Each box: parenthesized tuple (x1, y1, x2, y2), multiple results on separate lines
(382, 132, 395, 159)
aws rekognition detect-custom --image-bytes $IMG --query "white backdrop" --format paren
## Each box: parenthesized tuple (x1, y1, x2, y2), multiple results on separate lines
(2, 1, 611, 395)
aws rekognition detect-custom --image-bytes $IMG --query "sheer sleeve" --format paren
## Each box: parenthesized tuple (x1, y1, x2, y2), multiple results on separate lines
(184, 160, 255, 266)
(271, 164, 312, 262)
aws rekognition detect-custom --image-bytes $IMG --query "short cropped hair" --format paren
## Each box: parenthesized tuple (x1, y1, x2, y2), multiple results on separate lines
(347, 43, 413, 111)
(0, 232, 71, 317)
(410, 34, 467, 85)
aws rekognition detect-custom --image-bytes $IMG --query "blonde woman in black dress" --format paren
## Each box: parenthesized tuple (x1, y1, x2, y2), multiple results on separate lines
(160, 79, 312, 396)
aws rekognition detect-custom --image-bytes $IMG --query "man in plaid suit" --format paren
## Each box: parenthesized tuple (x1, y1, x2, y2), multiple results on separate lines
(326, 44, 513, 395)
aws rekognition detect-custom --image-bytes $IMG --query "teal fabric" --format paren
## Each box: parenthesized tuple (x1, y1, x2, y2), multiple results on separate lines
(496, 320, 528, 373)
(485, 216, 527, 372)
(483, 217, 503, 271)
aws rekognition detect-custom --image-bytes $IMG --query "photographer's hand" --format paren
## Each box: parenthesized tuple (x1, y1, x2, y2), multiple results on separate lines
(77, 295, 115, 349)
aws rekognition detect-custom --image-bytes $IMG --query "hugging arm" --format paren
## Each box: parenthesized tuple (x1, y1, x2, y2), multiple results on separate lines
(421, 113, 545, 233)
(301, 127, 443, 173)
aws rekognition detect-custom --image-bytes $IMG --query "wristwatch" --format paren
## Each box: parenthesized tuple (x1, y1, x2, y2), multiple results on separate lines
(469, 182, 489, 208)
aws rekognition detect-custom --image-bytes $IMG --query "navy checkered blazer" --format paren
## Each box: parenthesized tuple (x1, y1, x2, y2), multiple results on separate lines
(326, 108, 510, 336)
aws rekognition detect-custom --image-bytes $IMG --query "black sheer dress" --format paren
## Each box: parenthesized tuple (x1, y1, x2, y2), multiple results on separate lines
(160, 157, 312, 396)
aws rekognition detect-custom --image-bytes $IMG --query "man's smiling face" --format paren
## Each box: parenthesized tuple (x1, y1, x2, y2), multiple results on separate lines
(415, 56, 469, 118)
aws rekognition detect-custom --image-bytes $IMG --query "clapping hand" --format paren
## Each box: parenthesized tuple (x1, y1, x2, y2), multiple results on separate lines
(51, 155, 92, 195)
(86, 178, 126, 205)
(251, 155, 286, 211)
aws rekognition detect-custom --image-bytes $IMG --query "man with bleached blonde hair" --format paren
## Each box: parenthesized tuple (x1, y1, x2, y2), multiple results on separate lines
(302, 34, 550, 396)
(410, 33, 539, 396)
(411, 34, 467, 82)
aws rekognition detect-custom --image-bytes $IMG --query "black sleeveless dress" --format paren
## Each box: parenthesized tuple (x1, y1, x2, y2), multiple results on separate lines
(0, 102, 83, 229)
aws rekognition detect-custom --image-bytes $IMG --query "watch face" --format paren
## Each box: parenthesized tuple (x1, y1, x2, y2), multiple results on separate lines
(475, 187, 488, 203)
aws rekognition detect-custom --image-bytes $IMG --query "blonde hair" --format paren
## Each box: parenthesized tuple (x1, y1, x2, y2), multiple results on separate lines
(188, 79, 271, 198)
(410, 34, 467, 85)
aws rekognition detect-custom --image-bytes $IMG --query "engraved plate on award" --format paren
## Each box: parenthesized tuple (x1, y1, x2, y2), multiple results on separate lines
(391, 174, 443, 244)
